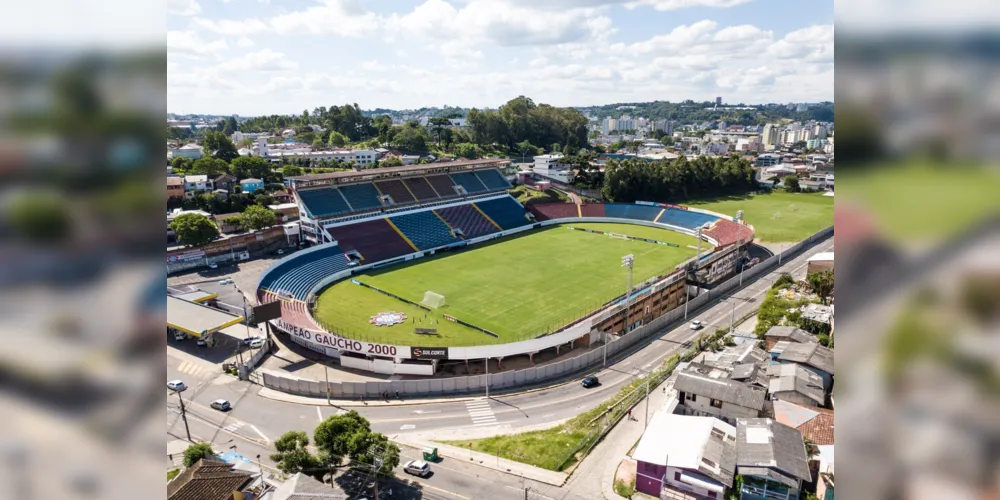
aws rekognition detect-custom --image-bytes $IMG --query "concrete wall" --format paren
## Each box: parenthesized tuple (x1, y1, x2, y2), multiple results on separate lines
(260, 225, 833, 398)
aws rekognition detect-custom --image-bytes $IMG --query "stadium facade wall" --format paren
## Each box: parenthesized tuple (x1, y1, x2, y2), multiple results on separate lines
(260, 225, 832, 398)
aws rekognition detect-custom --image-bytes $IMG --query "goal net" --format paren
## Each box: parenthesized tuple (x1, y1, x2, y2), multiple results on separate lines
(609, 232, 629, 241)
(421, 291, 446, 309)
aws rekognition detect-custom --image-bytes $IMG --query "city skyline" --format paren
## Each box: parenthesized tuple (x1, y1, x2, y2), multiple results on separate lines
(168, 0, 833, 115)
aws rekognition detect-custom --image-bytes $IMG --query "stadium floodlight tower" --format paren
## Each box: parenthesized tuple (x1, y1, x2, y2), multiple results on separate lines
(622, 254, 635, 334)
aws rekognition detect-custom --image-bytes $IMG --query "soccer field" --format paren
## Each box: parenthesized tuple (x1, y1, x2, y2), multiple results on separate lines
(313, 222, 702, 347)
(684, 191, 833, 243)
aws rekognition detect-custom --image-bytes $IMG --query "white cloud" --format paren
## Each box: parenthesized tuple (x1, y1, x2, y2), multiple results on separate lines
(270, 0, 379, 36)
(192, 17, 270, 36)
(168, 0, 202, 16)
(219, 49, 300, 72)
(236, 37, 255, 48)
(767, 25, 833, 62)
(167, 30, 228, 58)
(625, 0, 751, 11)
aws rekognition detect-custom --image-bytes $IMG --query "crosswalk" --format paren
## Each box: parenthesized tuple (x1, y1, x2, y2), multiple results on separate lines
(176, 360, 213, 379)
(466, 398, 498, 426)
(222, 421, 244, 433)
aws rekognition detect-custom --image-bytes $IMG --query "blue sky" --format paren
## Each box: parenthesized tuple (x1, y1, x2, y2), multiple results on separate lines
(168, 0, 833, 115)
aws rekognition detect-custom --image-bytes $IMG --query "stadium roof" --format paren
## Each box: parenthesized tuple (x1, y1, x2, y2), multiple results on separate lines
(167, 296, 244, 337)
(172, 290, 217, 303)
(289, 158, 510, 181)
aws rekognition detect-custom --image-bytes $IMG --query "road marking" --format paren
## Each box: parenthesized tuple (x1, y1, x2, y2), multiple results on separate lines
(223, 422, 244, 433)
(176, 361, 209, 379)
(250, 425, 270, 443)
(316, 407, 323, 422)
(404, 479, 471, 499)
(412, 410, 441, 414)
(400, 424, 416, 430)
(541, 414, 554, 418)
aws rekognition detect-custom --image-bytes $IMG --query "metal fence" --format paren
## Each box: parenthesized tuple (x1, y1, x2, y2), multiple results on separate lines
(262, 225, 833, 398)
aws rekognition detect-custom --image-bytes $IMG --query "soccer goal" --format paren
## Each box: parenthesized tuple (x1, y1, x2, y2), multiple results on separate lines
(609, 232, 630, 241)
(421, 291, 446, 309)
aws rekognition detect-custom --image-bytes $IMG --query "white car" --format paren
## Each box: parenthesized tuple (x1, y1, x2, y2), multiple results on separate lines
(247, 338, 265, 349)
(208, 263, 218, 269)
(403, 460, 430, 477)
(167, 380, 186, 392)
(210, 399, 231, 411)
(196, 339, 207, 347)
(173, 331, 186, 341)
(276, 249, 284, 255)
(689, 320, 704, 330)
(218, 278, 233, 285)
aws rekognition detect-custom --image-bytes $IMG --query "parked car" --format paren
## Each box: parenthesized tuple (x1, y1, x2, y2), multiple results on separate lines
(276, 249, 284, 255)
(167, 380, 186, 392)
(403, 460, 430, 477)
(582, 376, 599, 388)
(208, 263, 218, 269)
(242, 336, 262, 346)
(210, 399, 231, 411)
(219, 278, 233, 285)
(689, 320, 704, 330)
(248, 338, 265, 349)
(173, 331, 186, 341)
(196, 339, 207, 347)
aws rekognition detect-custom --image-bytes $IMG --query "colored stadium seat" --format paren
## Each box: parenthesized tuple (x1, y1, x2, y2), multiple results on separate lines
(528, 203, 578, 221)
(338, 183, 383, 211)
(389, 210, 457, 249)
(703, 219, 750, 246)
(603, 203, 663, 222)
(580, 203, 605, 217)
(656, 208, 720, 230)
(473, 196, 532, 230)
(437, 203, 499, 238)
(473, 169, 511, 190)
(375, 179, 416, 205)
(449, 171, 488, 193)
(296, 187, 352, 218)
(327, 219, 415, 263)
(260, 245, 349, 300)
(426, 174, 460, 198)
(403, 177, 439, 201)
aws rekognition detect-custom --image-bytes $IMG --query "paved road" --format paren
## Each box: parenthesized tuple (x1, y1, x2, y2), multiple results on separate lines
(166, 235, 832, 500)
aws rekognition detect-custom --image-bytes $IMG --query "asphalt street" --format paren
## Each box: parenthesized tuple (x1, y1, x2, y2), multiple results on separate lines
(166, 235, 833, 500)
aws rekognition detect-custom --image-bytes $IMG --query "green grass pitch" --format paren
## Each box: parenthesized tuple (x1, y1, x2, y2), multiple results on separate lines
(684, 191, 833, 243)
(313, 222, 703, 347)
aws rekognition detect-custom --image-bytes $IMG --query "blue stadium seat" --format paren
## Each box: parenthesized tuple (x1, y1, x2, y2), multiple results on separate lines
(437, 203, 499, 238)
(389, 211, 457, 250)
(656, 208, 720, 230)
(338, 183, 383, 211)
(473, 169, 511, 190)
(449, 172, 488, 194)
(260, 245, 349, 300)
(473, 196, 531, 230)
(603, 204, 663, 222)
(296, 187, 351, 218)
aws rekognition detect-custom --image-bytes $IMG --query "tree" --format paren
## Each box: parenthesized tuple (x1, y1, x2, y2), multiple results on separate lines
(328, 131, 349, 148)
(380, 156, 402, 167)
(806, 270, 834, 304)
(783, 175, 800, 192)
(516, 140, 539, 162)
(354, 432, 400, 478)
(170, 213, 219, 246)
(428, 117, 451, 145)
(183, 442, 215, 467)
(390, 122, 430, 153)
(171, 156, 194, 172)
(190, 157, 229, 177)
(452, 142, 481, 160)
(240, 205, 277, 231)
(282, 165, 303, 178)
(270, 431, 321, 476)
(231, 156, 271, 180)
(203, 131, 239, 162)
(238, 137, 254, 150)
(7, 193, 71, 244)
(313, 411, 372, 466)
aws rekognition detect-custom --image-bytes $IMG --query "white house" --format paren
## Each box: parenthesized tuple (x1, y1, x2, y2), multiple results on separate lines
(174, 143, 203, 160)
(183, 175, 213, 198)
(281, 128, 297, 138)
(674, 364, 768, 425)
(532, 153, 571, 183)
(632, 413, 737, 498)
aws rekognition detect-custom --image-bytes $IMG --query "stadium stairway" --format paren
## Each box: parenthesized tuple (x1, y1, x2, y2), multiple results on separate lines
(327, 219, 415, 262)
(473, 169, 511, 190)
(426, 174, 460, 198)
(449, 171, 489, 194)
(437, 203, 499, 238)
(374, 179, 416, 205)
(403, 177, 440, 201)
(338, 183, 383, 211)
(296, 187, 352, 218)
(389, 210, 458, 250)
(473, 196, 533, 230)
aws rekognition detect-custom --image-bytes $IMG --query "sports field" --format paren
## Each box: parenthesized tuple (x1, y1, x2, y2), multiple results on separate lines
(313, 222, 702, 347)
(684, 191, 833, 243)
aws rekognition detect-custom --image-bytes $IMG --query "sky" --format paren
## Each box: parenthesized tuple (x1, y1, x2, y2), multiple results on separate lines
(167, 0, 833, 115)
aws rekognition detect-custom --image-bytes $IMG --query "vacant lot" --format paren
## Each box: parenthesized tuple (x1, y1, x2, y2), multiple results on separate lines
(313, 222, 700, 346)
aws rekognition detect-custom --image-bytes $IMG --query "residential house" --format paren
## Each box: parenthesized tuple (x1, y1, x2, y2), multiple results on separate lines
(167, 458, 254, 500)
(674, 364, 768, 425)
(183, 175, 213, 198)
(799, 303, 833, 325)
(214, 212, 243, 234)
(167, 176, 185, 200)
(271, 189, 293, 204)
(769, 342, 835, 391)
(269, 203, 300, 223)
(806, 252, 834, 274)
(767, 364, 826, 408)
(633, 413, 737, 499)
(735, 418, 812, 500)
(175, 143, 204, 159)
(763, 326, 817, 351)
(214, 174, 237, 192)
(240, 178, 264, 194)
(815, 446, 834, 500)
(772, 400, 835, 447)
(697, 342, 769, 370)
(270, 472, 349, 500)
(281, 128, 296, 138)
(400, 154, 420, 165)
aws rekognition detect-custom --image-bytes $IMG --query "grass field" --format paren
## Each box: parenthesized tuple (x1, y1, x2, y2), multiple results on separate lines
(313, 222, 701, 346)
(684, 190, 833, 243)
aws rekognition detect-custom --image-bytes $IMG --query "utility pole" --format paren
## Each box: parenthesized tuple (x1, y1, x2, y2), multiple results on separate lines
(174, 389, 192, 442)
(686, 227, 703, 321)
(729, 299, 737, 334)
(736, 210, 745, 287)
(325, 365, 331, 405)
(485, 357, 489, 399)
(622, 254, 635, 333)
(644, 377, 650, 430)
(603, 330, 608, 367)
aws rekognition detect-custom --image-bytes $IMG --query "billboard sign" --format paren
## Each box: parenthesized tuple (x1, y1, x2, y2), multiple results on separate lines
(410, 347, 449, 359)
(251, 301, 282, 324)
(274, 319, 407, 358)
(167, 250, 205, 263)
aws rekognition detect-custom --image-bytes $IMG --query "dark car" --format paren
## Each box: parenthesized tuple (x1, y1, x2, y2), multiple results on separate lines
(582, 376, 599, 388)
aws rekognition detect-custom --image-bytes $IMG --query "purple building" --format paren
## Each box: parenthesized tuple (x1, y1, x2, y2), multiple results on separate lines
(632, 413, 737, 499)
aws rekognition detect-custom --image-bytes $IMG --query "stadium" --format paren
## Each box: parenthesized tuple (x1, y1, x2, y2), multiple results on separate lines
(256, 159, 753, 376)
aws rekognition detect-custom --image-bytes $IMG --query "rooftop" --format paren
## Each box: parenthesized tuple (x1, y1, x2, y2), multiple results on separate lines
(290, 158, 510, 182)
(184, 175, 208, 182)
(808, 252, 834, 262)
(773, 400, 835, 446)
(167, 459, 253, 500)
(632, 413, 737, 487)
(764, 326, 818, 345)
(736, 418, 812, 487)
(768, 363, 826, 406)
(772, 342, 835, 375)
(167, 296, 244, 337)
(674, 368, 767, 410)
(270, 472, 349, 500)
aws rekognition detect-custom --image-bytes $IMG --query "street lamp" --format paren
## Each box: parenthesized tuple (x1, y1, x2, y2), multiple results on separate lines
(736, 210, 746, 287)
(171, 387, 192, 442)
(685, 226, 706, 321)
(622, 254, 635, 333)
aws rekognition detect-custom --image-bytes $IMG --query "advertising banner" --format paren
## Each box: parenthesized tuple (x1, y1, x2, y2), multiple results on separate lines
(410, 347, 449, 359)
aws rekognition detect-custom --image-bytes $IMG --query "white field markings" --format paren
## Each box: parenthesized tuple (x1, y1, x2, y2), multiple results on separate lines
(466, 398, 497, 426)
(317, 407, 323, 422)
(400, 424, 416, 430)
(176, 360, 211, 379)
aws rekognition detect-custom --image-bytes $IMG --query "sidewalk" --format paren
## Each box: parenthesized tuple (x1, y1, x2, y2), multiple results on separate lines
(394, 431, 569, 487)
